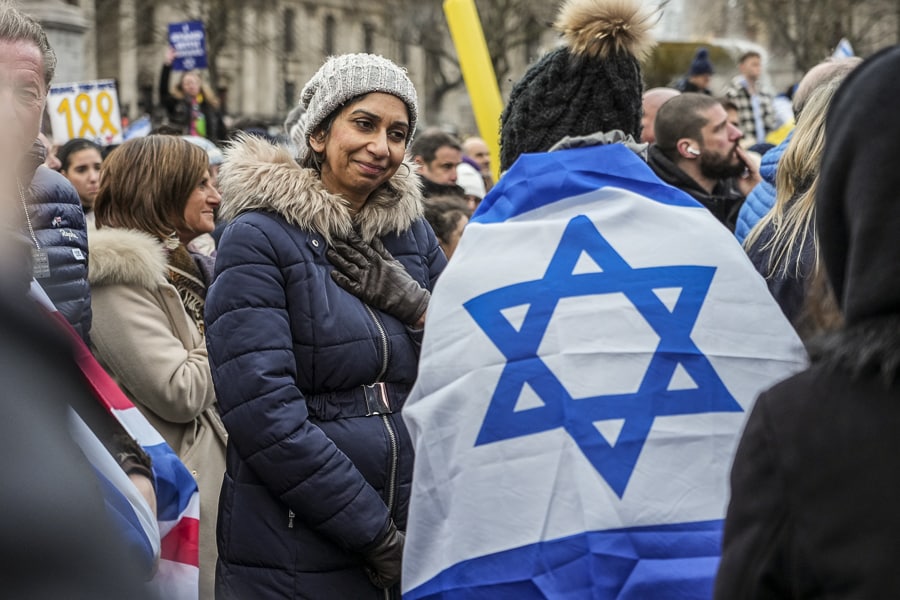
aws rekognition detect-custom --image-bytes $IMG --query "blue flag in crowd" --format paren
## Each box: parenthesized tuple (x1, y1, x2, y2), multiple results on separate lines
(832, 37, 854, 59)
(402, 143, 807, 599)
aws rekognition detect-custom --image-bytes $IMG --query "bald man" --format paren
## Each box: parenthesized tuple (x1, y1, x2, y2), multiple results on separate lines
(462, 136, 494, 191)
(641, 87, 680, 144)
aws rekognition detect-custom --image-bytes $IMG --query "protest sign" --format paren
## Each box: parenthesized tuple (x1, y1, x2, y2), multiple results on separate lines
(168, 20, 208, 71)
(47, 79, 123, 145)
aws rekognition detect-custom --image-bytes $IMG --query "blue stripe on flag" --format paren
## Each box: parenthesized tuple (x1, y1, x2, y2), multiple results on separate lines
(145, 443, 197, 521)
(93, 466, 157, 575)
(405, 520, 722, 600)
(474, 144, 700, 224)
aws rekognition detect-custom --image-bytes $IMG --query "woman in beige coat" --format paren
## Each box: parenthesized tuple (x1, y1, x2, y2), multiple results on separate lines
(88, 135, 225, 599)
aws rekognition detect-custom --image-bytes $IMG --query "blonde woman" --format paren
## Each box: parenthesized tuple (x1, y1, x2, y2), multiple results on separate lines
(160, 46, 226, 143)
(743, 77, 844, 338)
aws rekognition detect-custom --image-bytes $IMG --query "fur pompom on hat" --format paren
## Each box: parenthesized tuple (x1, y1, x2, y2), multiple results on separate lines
(291, 53, 418, 159)
(689, 47, 714, 76)
(499, 0, 658, 172)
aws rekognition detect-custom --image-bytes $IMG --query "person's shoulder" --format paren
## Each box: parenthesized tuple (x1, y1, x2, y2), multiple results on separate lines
(29, 166, 81, 207)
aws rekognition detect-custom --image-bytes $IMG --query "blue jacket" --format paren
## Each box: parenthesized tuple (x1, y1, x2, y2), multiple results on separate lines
(734, 131, 792, 244)
(26, 166, 92, 342)
(206, 137, 446, 599)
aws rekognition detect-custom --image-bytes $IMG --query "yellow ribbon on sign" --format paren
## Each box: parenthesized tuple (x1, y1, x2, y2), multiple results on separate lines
(443, 0, 502, 181)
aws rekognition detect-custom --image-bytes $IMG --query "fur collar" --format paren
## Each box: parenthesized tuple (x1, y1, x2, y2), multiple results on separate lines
(218, 134, 423, 243)
(88, 225, 167, 290)
(809, 315, 900, 385)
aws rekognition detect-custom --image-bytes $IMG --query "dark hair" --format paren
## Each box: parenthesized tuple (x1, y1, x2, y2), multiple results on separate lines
(94, 136, 208, 239)
(654, 93, 722, 155)
(410, 129, 462, 164)
(0, 5, 57, 87)
(299, 94, 399, 171)
(718, 98, 739, 114)
(738, 51, 761, 64)
(422, 195, 470, 245)
(57, 138, 103, 172)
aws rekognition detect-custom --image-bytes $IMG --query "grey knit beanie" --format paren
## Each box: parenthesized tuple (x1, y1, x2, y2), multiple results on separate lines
(292, 53, 418, 159)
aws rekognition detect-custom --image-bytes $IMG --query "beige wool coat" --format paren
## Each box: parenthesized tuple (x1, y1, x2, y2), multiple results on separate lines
(88, 225, 226, 599)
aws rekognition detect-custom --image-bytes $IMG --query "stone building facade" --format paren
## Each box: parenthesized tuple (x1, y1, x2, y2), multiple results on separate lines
(24, 0, 552, 138)
(22, 0, 900, 140)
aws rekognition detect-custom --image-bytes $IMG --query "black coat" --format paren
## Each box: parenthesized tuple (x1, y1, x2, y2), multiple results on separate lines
(715, 318, 900, 598)
(647, 144, 745, 231)
(158, 64, 226, 143)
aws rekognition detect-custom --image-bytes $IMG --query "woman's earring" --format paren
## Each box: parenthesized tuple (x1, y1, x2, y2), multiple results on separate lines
(397, 162, 411, 178)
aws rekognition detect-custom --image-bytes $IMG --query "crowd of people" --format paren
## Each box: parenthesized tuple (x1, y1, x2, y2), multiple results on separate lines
(4, 0, 900, 597)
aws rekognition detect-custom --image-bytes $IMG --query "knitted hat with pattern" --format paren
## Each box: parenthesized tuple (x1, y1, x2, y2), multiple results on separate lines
(499, 0, 658, 172)
(291, 53, 418, 159)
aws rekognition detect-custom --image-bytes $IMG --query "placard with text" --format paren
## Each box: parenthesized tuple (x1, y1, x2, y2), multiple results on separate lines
(47, 79, 124, 146)
(168, 20, 208, 71)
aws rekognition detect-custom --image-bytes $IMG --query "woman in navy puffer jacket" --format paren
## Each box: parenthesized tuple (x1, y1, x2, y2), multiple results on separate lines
(205, 54, 446, 599)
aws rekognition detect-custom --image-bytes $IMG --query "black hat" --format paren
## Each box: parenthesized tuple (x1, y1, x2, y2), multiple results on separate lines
(817, 45, 900, 325)
(499, 0, 658, 172)
(689, 47, 714, 76)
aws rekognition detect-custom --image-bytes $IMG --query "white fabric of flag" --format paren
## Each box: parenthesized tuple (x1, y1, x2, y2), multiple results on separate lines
(402, 143, 807, 599)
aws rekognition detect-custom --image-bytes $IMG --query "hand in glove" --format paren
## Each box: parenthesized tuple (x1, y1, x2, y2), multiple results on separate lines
(362, 521, 405, 589)
(327, 233, 429, 327)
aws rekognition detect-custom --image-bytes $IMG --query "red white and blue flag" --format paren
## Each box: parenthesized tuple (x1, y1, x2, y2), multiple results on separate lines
(402, 143, 807, 599)
(30, 282, 200, 599)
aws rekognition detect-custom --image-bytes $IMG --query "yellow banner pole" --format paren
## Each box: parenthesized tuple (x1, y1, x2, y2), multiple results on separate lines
(443, 0, 502, 182)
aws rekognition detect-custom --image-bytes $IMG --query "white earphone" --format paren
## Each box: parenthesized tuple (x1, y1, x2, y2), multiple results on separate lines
(687, 147, 701, 156)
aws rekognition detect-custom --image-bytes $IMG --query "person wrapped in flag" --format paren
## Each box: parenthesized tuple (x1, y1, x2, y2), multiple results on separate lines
(401, 0, 807, 598)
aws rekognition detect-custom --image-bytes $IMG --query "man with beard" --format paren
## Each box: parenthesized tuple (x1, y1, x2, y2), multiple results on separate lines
(648, 93, 760, 231)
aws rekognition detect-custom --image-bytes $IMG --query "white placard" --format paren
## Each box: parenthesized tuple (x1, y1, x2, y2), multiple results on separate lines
(47, 79, 124, 146)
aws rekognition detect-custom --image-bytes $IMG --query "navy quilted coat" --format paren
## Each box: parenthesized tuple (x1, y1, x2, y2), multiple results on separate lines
(205, 137, 446, 599)
(25, 166, 92, 342)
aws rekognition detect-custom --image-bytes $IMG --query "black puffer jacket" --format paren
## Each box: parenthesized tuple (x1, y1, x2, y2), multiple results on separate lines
(25, 166, 92, 342)
(647, 144, 745, 231)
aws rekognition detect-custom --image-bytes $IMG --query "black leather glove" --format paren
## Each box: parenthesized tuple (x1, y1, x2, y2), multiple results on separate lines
(362, 521, 405, 589)
(327, 233, 430, 326)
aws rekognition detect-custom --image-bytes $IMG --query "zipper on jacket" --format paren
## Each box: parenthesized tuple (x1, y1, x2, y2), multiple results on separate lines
(364, 305, 390, 381)
(288, 509, 295, 529)
(364, 305, 400, 599)
(363, 306, 400, 513)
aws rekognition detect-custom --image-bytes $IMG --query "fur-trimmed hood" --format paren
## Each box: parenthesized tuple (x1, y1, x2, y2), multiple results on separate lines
(810, 315, 900, 386)
(88, 225, 168, 290)
(217, 135, 423, 243)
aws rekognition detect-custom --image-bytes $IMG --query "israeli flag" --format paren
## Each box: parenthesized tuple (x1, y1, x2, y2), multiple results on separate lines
(402, 143, 807, 599)
(832, 37, 854, 59)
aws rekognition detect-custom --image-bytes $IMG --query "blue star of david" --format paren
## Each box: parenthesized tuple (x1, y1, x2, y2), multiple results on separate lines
(464, 215, 743, 497)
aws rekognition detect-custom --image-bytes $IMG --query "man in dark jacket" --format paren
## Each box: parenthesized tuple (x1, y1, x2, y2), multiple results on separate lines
(648, 93, 760, 231)
(716, 45, 900, 599)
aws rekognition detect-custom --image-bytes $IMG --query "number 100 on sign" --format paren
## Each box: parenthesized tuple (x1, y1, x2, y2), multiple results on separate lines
(47, 79, 124, 146)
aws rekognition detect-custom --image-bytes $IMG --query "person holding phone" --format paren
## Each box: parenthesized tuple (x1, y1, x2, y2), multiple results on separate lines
(648, 93, 761, 231)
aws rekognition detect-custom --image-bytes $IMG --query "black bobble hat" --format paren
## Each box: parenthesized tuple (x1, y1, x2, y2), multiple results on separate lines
(499, 0, 658, 172)
(689, 47, 714, 76)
